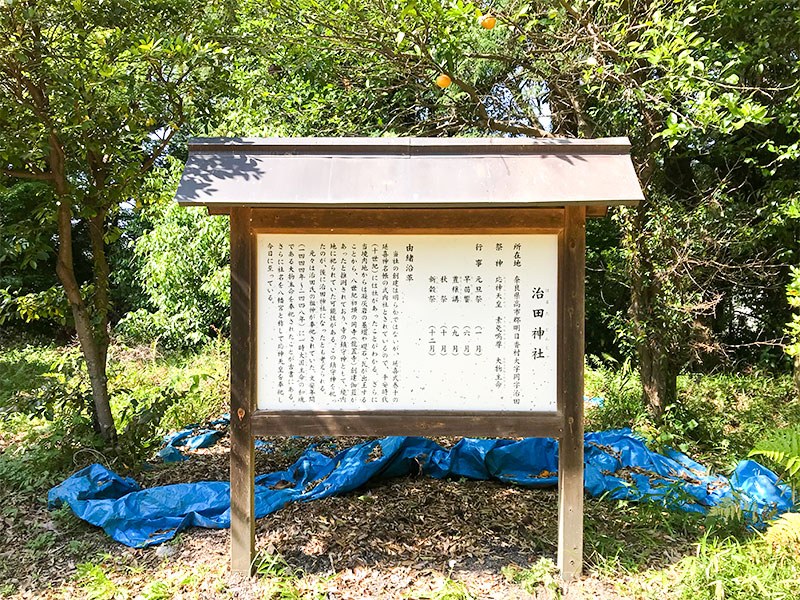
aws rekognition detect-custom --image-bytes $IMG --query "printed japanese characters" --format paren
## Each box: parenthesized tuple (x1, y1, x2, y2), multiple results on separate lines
(256, 235, 557, 412)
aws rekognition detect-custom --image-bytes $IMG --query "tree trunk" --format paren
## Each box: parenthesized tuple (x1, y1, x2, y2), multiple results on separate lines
(794, 353, 800, 398)
(626, 201, 677, 422)
(630, 273, 678, 421)
(55, 201, 116, 443)
(637, 337, 677, 421)
(51, 132, 116, 444)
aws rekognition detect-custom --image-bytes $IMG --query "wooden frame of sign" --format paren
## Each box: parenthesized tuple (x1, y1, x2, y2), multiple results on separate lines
(174, 137, 643, 582)
(229, 206, 584, 577)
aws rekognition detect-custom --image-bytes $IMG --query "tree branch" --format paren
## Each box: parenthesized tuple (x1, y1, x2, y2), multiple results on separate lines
(412, 32, 552, 138)
(2, 169, 54, 181)
(139, 126, 178, 176)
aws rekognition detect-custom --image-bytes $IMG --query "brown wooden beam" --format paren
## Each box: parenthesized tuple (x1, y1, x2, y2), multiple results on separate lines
(229, 207, 255, 575)
(557, 205, 586, 581)
(212, 205, 609, 220)
(251, 410, 564, 438)
(250, 207, 565, 234)
(585, 205, 608, 218)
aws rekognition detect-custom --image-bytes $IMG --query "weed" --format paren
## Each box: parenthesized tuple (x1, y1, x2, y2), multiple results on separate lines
(213, 574, 227, 594)
(1, 506, 18, 520)
(763, 512, 800, 554)
(25, 531, 56, 553)
(749, 424, 800, 502)
(586, 362, 799, 470)
(618, 532, 800, 599)
(255, 552, 298, 579)
(0, 344, 62, 408)
(139, 580, 172, 600)
(51, 502, 87, 532)
(585, 357, 649, 432)
(67, 539, 90, 556)
(503, 558, 561, 598)
(584, 495, 709, 574)
(254, 552, 330, 600)
(0, 340, 230, 487)
(176, 572, 199, 588)
(415, 577, 475, 600)
(3, 341, 799, 599)
(75, 561, 127, 600)
(670, 370, 799, 467)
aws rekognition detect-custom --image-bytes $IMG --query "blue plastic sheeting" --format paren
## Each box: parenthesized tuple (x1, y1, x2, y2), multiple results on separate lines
(255, 440, 275, 453)
(48, 429, 794, 548)
(582, 430, 793, 522)
(155, 415, 341, 461)
(155, 416, 230, 463)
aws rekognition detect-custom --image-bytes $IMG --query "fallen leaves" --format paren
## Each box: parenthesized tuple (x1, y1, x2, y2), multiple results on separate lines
(1, 433, 706, 599)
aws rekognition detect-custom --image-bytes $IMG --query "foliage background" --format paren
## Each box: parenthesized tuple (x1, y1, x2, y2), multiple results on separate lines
(1, 0, 798, 434)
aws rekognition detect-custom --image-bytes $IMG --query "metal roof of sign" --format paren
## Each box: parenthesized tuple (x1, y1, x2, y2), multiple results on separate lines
(174, 137, 644, 210)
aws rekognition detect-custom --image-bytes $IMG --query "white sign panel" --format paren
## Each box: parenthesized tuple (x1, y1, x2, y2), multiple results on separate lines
(256, 234, 558, 412)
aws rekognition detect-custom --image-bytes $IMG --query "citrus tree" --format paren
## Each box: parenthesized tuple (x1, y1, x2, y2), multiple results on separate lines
(245, 0, 800, 418)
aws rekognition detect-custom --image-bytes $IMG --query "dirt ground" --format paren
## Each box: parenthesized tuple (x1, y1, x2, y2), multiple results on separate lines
(0, 435, 699, 599)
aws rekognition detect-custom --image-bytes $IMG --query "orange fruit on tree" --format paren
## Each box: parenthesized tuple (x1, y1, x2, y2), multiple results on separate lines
(435, 73, 452, 88)
(479, 15, 496, 29)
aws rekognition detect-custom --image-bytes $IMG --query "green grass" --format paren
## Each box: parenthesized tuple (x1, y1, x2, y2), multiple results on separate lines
(106, 336, 229, 434)
(502, 558, 561, 598)
(75, 562, 126, 600)
(617, 533, 800, 600)
(585, 358, 799, 469)
(414, 578, 476, 600)
(3, 339, 793, 488)
(0, 343, 63, 407)
(2, 340, 799, 599)
(254, 551, 332, 599)
(0, 338, 229, 491)
(139, 580, 173, 600)
(25, 531, 56, 553)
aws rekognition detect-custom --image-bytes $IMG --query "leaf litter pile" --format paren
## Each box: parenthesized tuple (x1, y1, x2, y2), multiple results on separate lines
(0, 433, 704, 599)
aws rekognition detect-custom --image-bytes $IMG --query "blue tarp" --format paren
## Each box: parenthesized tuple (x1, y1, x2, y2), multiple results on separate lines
(48, 429, 794, 548)
(156, 415, 230, 462)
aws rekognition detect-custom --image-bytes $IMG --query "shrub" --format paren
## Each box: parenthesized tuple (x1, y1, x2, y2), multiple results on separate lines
(115, 161, 230, 349)
(585, 356, 649, 432)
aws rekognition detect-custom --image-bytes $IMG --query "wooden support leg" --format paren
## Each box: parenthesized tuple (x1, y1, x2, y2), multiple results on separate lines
(557, 417, 584, 581)
(557, 206, 585, 581)
(230, 427, 255, 574)
(230, 207, 255, 575)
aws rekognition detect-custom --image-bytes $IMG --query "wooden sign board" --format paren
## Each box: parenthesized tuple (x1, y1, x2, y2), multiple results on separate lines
(255, 233, 558, 412)
(174, 137, 644, 582)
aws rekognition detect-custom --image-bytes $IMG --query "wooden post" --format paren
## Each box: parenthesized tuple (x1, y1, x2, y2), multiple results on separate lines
(230, 207, 255, 575)
(557, 205, 586, 581)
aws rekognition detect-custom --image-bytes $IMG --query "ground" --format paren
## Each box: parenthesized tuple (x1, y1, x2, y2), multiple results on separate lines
(2, 341, 798, 599)
(1, 433, 714, 600)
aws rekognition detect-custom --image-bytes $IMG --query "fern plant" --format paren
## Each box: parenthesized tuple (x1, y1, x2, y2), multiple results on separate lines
(749, 425, 800, 504)
(764, 512, 800, 554)
(706, 497, 745, 527)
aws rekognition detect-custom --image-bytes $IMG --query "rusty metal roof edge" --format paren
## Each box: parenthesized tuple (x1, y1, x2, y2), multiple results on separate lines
(186, 136, 632, 156)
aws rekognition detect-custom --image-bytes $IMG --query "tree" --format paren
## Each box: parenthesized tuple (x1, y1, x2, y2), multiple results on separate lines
(0, 181, 66, 326)
(0, 0, 228, 441)
(577, 0, 800, 415)
(247, 0, 799, 418)
(115, 158, 231, 349)
(788, 267, 800, 394)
